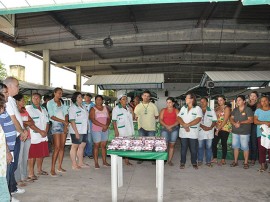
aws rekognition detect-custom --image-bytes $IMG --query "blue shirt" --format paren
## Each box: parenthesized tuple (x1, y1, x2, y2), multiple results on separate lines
(254, 108, 270, 137)
(47, 99, 68, 122)
(0, 110, 17, 150)
(83, 101, 95, 132)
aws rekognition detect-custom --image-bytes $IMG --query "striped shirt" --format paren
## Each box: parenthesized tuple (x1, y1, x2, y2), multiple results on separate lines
(0, 111, 17, 151)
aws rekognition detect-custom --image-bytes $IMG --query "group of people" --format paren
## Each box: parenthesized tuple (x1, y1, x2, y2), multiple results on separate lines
(1, 78, 270, 202)
(112, 90, 270, 173)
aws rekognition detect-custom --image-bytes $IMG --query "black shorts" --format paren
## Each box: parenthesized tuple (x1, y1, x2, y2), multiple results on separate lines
(70, 134, 87, 144)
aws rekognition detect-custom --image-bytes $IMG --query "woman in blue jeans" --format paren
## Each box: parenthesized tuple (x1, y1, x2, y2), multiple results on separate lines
(159, 97, 179, 166)
(177, 93, 202, 169)
(198, 97, 217, 167)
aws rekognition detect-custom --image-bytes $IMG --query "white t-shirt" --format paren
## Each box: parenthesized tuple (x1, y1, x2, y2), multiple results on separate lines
(112, 104, 134, 136)
(26, 105, 49, 144)
(6, 96, 23, 136)
(198, 107, 217, 140)
(69, 104, 88, 134)
(178, 105, 203, 139)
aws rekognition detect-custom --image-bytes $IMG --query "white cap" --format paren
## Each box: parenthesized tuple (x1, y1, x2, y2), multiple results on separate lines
(117, 94, 127, 100)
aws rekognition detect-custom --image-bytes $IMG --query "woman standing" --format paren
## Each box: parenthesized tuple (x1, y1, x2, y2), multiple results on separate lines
(247, 91, 259, 165)
(112, 94, 134, 165)
(47, 88, 69, 176)
(26, 93, 50, 178)
(13, 94, 32, 184)
(230, 95, 253, 169)
(254, 96, 270, 172)
(198, 97, 217, 167)
(90, 95, 111, 169)
(159, 97, 179, 166)
(177, 93, 202, 169)
(69, 92, 89, 170)
(212, 95, 232, 165)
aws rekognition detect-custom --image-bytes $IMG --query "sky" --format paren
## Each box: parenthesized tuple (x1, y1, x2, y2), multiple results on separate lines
(0, 42, 95, 93)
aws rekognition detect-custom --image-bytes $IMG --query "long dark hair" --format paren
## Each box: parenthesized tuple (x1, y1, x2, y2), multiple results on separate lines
(71, 92, 82, 103)
(52, 87, 63, 98)
(186, 92, 197, 107)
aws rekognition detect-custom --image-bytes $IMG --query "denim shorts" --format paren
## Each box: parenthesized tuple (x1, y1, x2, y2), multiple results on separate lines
(51, 122, 64, 134)
(161, 126, 179, 143)
(232, 133, 250, 151)
(70, 134, 87, 144)
(92, 130, 109, 143)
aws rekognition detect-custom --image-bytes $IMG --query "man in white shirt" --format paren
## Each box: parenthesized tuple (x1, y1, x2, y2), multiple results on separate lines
(4, 77, 27, 195)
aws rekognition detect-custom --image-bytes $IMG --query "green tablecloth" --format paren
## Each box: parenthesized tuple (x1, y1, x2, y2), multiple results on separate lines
(107, 150, 168, 160)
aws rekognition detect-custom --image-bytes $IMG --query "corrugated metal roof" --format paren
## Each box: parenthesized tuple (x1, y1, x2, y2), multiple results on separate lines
(206, 71, 270, 82)
(200, 71, 270, 87)
(84, 73, 164, 89)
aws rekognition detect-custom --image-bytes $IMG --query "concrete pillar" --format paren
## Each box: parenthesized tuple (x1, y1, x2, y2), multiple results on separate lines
(94, 85, 99, 94)
(76, 66, 81, 91)
(43, 50, 50, 86)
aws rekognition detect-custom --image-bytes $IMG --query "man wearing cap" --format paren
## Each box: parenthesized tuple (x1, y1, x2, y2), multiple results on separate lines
(83, 93, 95, 159)
(112, 94, 134, 165)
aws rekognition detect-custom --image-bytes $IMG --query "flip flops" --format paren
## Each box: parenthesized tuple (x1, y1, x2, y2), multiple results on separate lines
(37, 171, 48, 175)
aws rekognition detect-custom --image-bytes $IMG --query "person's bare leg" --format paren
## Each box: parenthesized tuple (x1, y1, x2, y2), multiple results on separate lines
(101, 141, 110, 166)
(168, 143, 175, 163)
(70, 144, 79, 169)
(51, 134, 61, 175)
(28, 158, 35, 177)
(58, 133, 67, 171)
(36, 158, 43, 173)
(244, 151, 249, 164)
(77, 142, 87, 166)
(234, 149, 239, 163)
(94, 142, 100, 168)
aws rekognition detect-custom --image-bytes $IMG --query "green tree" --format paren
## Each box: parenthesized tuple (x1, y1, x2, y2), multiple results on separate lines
(0, 60, 8, 80)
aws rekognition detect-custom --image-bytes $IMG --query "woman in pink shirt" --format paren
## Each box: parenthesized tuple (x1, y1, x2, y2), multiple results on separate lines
(90, 95, 111, 169)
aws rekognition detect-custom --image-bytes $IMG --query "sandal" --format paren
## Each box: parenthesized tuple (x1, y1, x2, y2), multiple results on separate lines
(28, 175, 38, 180)
(179, 164, 185, 169)
(243, 163, 249, 169)
(95, 164, 100, 169)
(193, 164, 198, 170)
(211, 159, 218, 164)
(37, 170, 48, 175)
(168, 161, 174, 166)
(230, 162, 238, 167)
(103, 162, 111, 167)
(206, 163, 213, 167)
(57, 168, 66, 173)
(17, 181, 27, 187)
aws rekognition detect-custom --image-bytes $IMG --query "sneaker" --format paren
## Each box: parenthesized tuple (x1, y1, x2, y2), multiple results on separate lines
(11, 188, 25, 195)
(11, 197, 20, 202)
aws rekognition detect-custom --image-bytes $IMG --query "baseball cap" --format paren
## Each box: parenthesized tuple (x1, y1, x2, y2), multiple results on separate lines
(117, 94, 127, 100)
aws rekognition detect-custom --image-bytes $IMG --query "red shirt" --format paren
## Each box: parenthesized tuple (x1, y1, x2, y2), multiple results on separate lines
(163, 108, 177, 126)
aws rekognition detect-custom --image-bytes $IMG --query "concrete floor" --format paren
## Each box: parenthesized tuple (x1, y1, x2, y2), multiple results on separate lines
(14, 140, 270, 202)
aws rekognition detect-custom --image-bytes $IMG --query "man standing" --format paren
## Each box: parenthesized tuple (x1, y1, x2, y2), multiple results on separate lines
(3, 77, 27, 195)
(0, 84, 21, 202)
(83, 93, 95, 159)
(134, 90, 159, 164)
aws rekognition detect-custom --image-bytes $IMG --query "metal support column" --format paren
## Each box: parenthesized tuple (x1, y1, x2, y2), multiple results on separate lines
(76, 66, 81, 91)
(43, 49, 50, 86)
